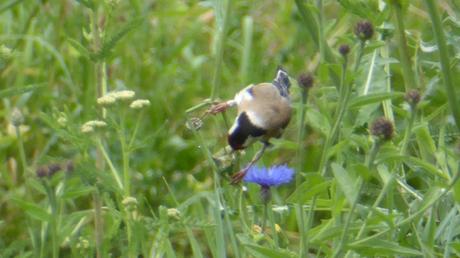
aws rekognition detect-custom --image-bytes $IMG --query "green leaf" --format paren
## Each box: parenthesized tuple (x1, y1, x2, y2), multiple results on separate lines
(306, 108, 331, 136)
(67, 38, 91, 59)
(287, 174, 331, 203)
(0, 84, 46, 98)
(62, 186, 95, 199)
(94, 17, 144, 61)
(331, 163, 361, 204)
(348, 239, 423, 256)
(414, 124, 437, 162)
(349, 92, 404, 109)
(12, 197, 50, 222)
(0, 0, 24, 14)
(75, 0, 95, 9)
(244, 243, 297, 258)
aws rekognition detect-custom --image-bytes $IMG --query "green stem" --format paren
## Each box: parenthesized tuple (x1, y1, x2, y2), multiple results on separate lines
(352, 162, 460, 246)
(296, 88, 309, 256)
(353, 41, 365, 73)
(317, 0, 325, 61)
(306, 53, 351, 254)
(92, 190, 103, 258)
(120, 120, 130, 197)
(210, 0, 230, 100)
(401, 107, 417, 155)
(424, 0, 460, 131)
(44, 181, 59, 258)
(267, 202, 280, 247)
(262, 203, 268, 232)
(240, 16, 253, 86)
(335, 140, 381, 257)
(15, 126, 27, 181)
(318, 53, 349, 175)
(333, 178, 363, 258)
(96, 138, 123, 190)
(193, 130, 238, 258)
(393, 4, 416, 90)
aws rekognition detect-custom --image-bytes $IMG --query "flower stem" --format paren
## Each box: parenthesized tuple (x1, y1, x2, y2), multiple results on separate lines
(296, 86, 309, 256)
(210, 0, 230, 100)
(393, 3, 416, 90)
(96, 138, 123, 190)
(334, 140, 381, 257)
(423, 0, 460, 131)
(15, 125, 27, 182)
(43, 181, 59, 258)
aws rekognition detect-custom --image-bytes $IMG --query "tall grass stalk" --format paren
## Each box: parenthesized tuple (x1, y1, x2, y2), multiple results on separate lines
(92, 8, 107, 257)
(240, 16, 253, 86)
(423, 0, 460, 131)
(334, 140, 381, 258)
(14, 125, 27, 181)
(210, 0, 230, 100)
(193, 129, 240, 258)
(295, 84, 309, 256)
(352, 163, 460, 246)
(43, 181, 59, 258)
(393, 3, 416, 90)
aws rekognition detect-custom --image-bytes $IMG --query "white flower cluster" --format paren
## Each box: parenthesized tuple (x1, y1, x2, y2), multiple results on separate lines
(81, 120, 107, 133)
(97, 90, 136, 106)
(96, 90, 150, 110)
(130, 99, 151, 109)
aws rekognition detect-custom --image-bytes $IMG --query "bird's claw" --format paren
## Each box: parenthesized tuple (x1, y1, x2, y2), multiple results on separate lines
(230, 170, 246, 185)
(208, 102, 229, 115)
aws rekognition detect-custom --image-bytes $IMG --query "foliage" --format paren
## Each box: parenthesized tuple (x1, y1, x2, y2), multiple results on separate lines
(1, 0, 459, 257)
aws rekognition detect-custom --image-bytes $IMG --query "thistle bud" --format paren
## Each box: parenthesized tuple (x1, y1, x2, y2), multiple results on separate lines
(370, 117, 394, 141)
(339, 44, 350, 56)
(297, 73, 314, 90)
(355, 21, 374, 41)
(405, 89, 421, 108)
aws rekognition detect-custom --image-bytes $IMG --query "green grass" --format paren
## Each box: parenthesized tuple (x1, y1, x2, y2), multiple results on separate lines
(1, 0, 460, 257)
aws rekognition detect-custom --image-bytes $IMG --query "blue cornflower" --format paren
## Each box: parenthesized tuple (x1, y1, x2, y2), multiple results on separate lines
(243, 164, 295, 187)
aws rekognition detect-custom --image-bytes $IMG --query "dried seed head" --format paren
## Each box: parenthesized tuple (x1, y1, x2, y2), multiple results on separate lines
(339, 44, 350, 56)
(186, 117, 203, 131)
(11, 108, 24, 127)
(370, 117, 394, 141)
(405, 89, 421, 107)
(297, 73, 314, 90)
(355, 20, 374, 41)
(36, 163, 63, 178)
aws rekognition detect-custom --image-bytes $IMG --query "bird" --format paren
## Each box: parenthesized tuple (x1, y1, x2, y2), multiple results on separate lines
(208, 67, 292, 183)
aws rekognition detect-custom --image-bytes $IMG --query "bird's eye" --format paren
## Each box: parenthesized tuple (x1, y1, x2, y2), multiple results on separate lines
(283, 77, 290, 85)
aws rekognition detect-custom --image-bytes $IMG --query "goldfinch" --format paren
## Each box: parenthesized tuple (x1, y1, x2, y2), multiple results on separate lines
(209, 67, 292, 183)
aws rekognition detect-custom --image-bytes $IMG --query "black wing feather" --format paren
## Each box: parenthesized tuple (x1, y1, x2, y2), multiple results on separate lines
(228, 112, 266, 150)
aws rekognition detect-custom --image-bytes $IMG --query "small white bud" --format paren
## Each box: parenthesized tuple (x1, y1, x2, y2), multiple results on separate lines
(130, 99, 151, 109)
(122, 196, 138, 206)
(167, 208, 180, 219)
(0, 44, 13, 60)
(11, 108, 24, 127)
(80, 124, 94, 133)
(97, 94, 116, 106)
(111, 90, 135, 101)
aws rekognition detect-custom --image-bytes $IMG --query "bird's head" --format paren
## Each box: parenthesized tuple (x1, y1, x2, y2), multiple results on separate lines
(273, 67, 291, 97)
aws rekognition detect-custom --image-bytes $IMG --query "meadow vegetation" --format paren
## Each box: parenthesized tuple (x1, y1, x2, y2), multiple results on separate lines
(1, 0, 460, 257)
